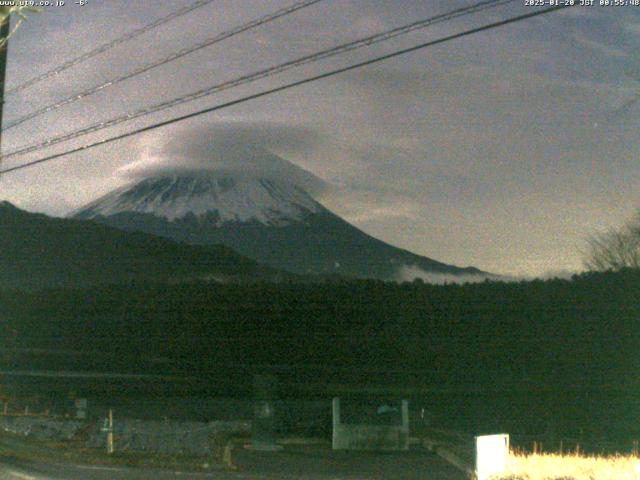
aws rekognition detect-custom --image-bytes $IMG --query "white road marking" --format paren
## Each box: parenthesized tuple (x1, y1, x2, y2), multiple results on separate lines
(75, 465, 125, 472)
(75, 464, 219, 477)
(3, 469, 37, 480)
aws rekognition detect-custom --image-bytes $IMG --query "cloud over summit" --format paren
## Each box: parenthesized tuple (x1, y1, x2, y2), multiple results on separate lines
(120, 121, 330, 196)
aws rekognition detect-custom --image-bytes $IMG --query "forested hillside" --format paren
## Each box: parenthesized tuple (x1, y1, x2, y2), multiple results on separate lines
(2, 269, 637, 391)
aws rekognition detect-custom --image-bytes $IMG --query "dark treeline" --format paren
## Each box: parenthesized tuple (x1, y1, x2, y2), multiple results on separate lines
(1, 269, 638, 394)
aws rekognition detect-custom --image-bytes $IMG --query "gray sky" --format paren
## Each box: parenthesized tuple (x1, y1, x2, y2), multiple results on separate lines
(2, 0, 639, 277)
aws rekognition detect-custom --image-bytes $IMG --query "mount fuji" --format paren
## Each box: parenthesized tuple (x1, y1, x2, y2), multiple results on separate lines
(73, 147, 486, 281)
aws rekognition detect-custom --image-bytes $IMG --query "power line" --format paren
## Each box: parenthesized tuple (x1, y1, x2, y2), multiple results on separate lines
(2, 0, 324, 131)
(2, 1, 508, 139)
(1, 0, 514, 161)
(3, 0, 218, 95)
(0, 4, 572, 176)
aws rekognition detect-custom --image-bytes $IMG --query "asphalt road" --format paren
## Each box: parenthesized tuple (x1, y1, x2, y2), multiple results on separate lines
(0, 448, 466, 479)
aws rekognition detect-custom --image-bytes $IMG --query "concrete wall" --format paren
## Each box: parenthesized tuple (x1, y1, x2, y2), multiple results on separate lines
(332, 398, 409, 451)
(0, 415, 249, 456)
(87, 419, 250, 455)
(0, 415, 85, 441)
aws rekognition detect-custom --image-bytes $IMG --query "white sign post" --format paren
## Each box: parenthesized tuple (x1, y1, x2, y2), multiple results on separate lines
(476, 434, 509, 480)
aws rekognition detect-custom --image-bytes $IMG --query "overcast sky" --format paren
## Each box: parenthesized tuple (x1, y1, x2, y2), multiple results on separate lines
(1, 0, 639, 277)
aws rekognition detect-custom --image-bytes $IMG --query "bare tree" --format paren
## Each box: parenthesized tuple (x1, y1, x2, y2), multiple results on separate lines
(0, 7, 40, 48)
(584, 210, 640, 271)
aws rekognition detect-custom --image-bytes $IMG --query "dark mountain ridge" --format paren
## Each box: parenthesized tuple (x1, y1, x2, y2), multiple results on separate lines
(0, 201, 292, 290)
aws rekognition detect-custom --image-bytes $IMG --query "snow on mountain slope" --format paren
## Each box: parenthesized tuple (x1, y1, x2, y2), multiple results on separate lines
(73, 146, 489, 281)
(75, 174, 325, 226)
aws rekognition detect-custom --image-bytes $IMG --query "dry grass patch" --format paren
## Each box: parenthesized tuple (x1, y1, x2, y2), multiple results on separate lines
(496, 451, 640, 480)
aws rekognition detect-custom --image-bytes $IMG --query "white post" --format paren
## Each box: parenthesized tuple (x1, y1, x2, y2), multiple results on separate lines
(475, 434, 509, 480)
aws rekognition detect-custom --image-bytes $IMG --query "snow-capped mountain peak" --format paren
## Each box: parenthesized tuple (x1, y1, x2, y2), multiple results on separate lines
(74, 173, 326, 226)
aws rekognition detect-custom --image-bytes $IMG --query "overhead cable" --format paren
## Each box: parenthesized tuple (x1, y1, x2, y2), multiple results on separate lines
(1, 0, 515, 159)
(0, 4, 571, 176)
(5, 0, 218, 95)
(2, 0, 324, 130)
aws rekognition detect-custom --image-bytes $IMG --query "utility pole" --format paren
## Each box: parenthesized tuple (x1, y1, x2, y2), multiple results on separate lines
(0, 7, 37, 407)
(0, 11, 12, 397)
(0, 13, 9, 163)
